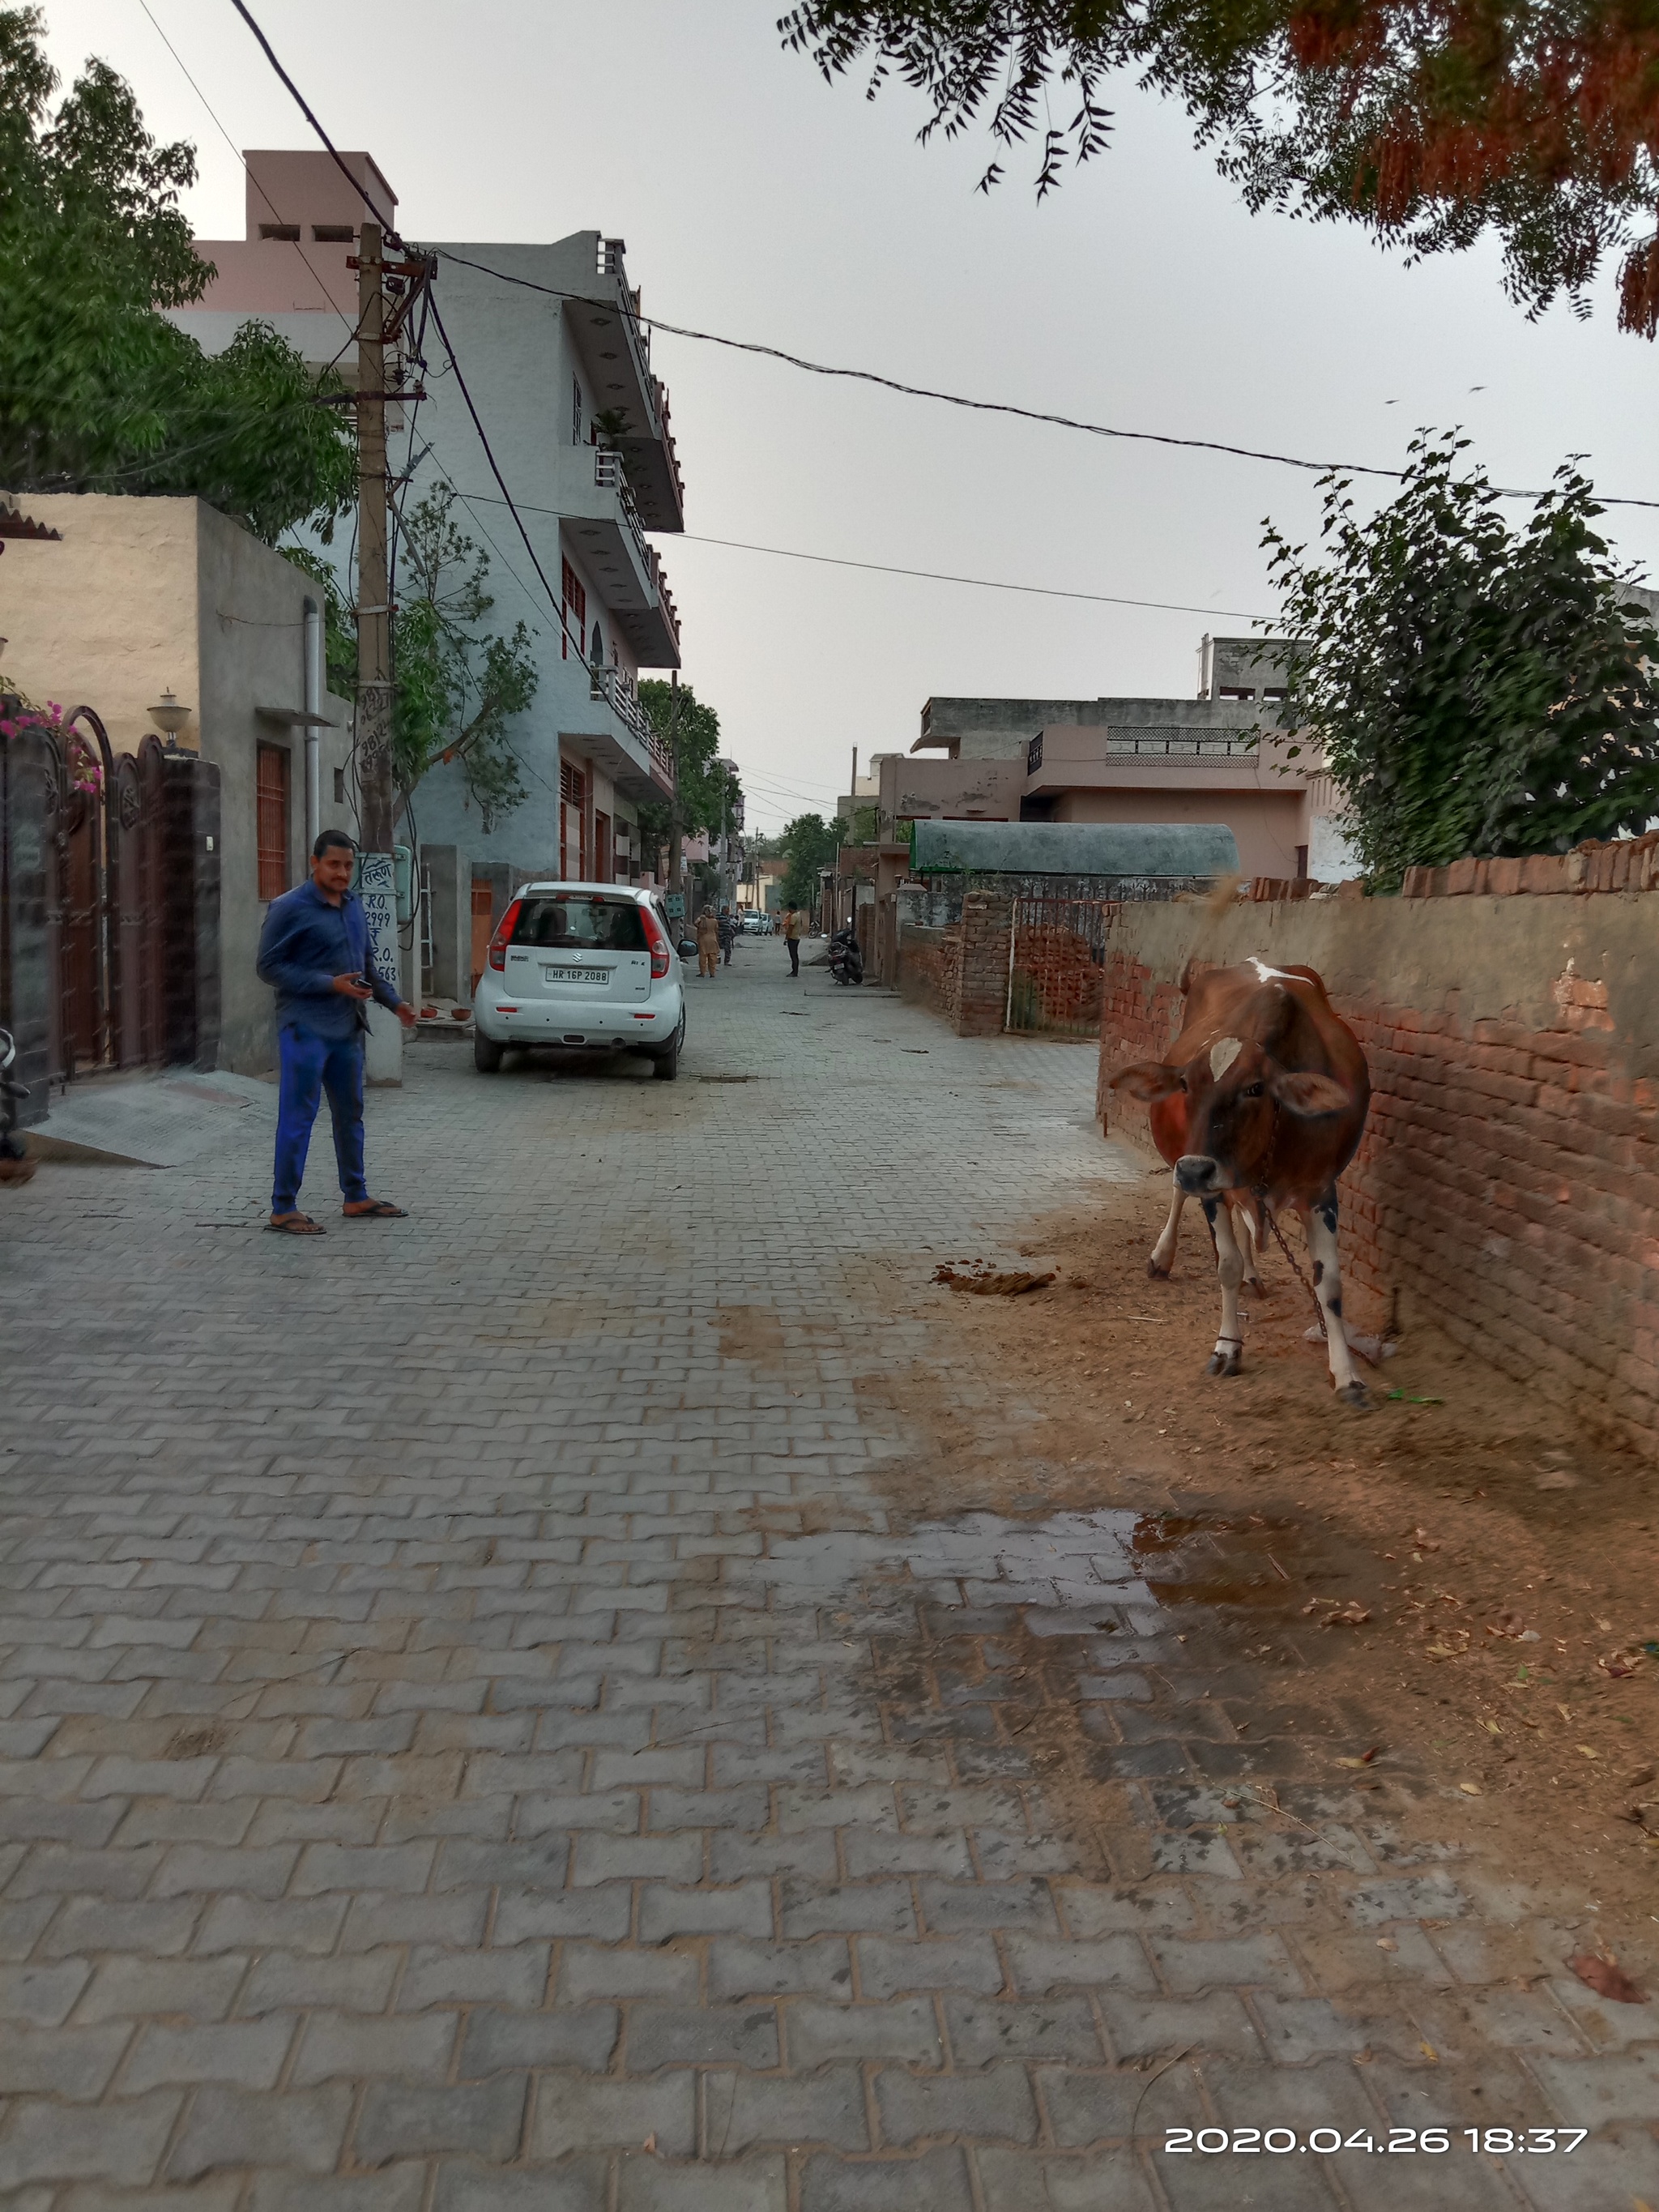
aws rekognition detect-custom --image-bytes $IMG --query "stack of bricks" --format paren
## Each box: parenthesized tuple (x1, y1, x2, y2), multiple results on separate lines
(1401, 832, 1659, 899)
(1095, 897, 1659, 1458)
(1245, 877, 1323, 903)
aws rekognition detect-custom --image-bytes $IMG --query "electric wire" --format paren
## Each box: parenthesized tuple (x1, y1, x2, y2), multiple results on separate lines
(225, 0, 399, 241)
(138, 0, 357, 340)
(453, 493, 1273, 621)
(438, 250, 1659, 515)
(215, 13, 1659, 518)
(680, 532, 1266, 619)
(424, 295, 577, 651)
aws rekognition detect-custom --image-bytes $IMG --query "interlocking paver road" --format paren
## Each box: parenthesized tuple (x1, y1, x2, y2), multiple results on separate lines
(2, 946, 1657, 2211)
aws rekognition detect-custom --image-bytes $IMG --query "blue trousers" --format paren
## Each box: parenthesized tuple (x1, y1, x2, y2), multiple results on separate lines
(273, 1025, 368, 1215)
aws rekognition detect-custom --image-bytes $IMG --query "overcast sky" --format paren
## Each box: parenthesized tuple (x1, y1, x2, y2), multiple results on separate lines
(40, 0, 1659, 833)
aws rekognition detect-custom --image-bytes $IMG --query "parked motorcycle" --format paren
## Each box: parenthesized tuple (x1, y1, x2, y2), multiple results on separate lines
(828, 923, 864, 987)
(0, 1028, 35, 1185)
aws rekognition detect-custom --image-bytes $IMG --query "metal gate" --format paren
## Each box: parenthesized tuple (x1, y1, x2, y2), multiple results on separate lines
(2, 698, 217, 1125)
(1004, 896, 1110, 1036)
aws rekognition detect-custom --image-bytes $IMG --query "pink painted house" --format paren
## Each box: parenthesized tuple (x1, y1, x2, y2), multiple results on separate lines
(902, 634, 1358, 881)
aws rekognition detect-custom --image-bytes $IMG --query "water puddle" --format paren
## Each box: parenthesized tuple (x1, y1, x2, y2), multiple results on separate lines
(889, 1504, 1326, 1632)
(740, 1495, 1427, 1889)
(1131, 1511, 1309, 1612)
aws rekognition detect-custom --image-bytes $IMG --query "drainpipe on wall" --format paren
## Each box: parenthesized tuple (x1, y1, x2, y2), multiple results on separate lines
(302, 598, 322, 849)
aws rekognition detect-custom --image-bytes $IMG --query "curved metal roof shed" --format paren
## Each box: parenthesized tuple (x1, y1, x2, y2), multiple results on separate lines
(910, 819, 1239, 878)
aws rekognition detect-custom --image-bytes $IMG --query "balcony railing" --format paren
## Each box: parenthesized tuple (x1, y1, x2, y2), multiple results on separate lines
(594, 447, 650, 572)
(592, 448, 680, 655)
(590, 662, 674, 784)
(1099, 726, 1264, 758)
(591, 241, 685, 516)
(595, 239, 657, 399)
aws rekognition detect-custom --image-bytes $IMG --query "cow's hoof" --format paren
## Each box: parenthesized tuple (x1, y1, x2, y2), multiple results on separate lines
(1206, 1349, 1243, 1378)
(1336, 1381, 1371, 1411)
(1147, 1259, 1171, 1280)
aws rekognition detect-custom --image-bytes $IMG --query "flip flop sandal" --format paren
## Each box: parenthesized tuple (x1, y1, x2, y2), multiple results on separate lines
(267, 1213, 325, 1236)
(342, 1199, 408, 1219)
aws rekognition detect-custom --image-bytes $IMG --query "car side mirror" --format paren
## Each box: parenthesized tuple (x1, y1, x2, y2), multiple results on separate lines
(679, 939, 697, 959)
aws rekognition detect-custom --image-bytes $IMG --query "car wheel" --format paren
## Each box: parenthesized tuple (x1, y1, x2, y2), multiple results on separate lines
(474, 1033, 505, 1072)
(650, 1011, 685, 1081)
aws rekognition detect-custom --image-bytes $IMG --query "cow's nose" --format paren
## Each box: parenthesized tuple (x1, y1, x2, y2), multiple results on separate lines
(1175, 1154, 1219, 1194)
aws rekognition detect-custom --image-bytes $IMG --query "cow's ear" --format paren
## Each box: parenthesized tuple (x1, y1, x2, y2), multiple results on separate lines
(1270, 1066, 1349, 1117)
(1111, 1060, 1184, 1102)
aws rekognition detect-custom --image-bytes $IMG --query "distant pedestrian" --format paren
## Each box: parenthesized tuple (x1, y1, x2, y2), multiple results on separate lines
(718, 906, 737, 966)
(696, 906, 720, 978)
(257, 830, 415, 1236)
(782, 903, 803, 977)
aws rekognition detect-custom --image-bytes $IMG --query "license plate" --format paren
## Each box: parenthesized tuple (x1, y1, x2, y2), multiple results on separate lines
(543, 966, 611, 984)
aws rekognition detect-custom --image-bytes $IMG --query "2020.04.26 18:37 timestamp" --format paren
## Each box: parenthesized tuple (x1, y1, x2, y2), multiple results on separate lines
(1165, 2128, 1588, 2156)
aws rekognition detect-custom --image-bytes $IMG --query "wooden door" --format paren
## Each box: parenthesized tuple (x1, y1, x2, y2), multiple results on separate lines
(256, 744, 290, 902)
(470, 882, 494, 996)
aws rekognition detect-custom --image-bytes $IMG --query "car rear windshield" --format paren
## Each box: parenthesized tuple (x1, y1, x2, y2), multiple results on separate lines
(511, 895, 649, 953)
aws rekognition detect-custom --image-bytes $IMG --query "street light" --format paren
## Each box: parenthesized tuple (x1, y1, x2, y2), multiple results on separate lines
(147, 690, 192, 742)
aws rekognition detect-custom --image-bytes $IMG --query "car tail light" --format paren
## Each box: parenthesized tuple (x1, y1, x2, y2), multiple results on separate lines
(641, 904, 672, 980)
(487, 899, 522, 972)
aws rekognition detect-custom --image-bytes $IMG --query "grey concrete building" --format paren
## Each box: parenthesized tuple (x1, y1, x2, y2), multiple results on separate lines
(169, 150, 684, 1002)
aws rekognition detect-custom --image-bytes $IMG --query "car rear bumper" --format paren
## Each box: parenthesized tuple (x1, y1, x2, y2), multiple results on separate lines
(473, 995, 680, 1048)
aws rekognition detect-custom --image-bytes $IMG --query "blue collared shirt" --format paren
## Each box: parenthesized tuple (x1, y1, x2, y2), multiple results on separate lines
(257, 879, 403, 1042)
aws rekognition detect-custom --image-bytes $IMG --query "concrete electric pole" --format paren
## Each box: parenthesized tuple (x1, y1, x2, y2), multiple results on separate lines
(353, 220, 402, 1084)
(356, 222, 393, 853)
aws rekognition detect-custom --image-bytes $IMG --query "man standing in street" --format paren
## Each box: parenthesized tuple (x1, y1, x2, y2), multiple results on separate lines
(257, 829, 416, 1236)
(718, 905, 737, 967)
(782, 903, 803, 977)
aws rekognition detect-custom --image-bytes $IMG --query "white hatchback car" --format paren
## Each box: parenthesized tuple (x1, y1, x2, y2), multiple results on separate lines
(471, 882, 689, 1080)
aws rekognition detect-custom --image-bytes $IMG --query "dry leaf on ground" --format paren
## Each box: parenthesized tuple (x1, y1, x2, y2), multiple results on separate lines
(1569, 1954, 1646, 2005)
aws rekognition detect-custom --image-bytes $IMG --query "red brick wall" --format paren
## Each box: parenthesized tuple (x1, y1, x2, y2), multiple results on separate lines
(957, 893, 1012, 1037)
(897, 924, 962, 1027)
(897, 897, 1011, 1036)
(1095, 893, 1659, 1457)
(1013, 923, 1105, 1031)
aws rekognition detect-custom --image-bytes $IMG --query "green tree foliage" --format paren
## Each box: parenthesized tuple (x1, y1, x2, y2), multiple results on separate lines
(0, 7, 354, 536)
(779, 811, 843, 912)
(781, 1, 1659, 330)
(636, 681, 741, 866)
(389, 486, 539, 833)
(1264, 433, 1659, 888)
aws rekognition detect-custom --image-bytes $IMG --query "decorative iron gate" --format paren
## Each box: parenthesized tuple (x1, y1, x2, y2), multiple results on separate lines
(1004, 896, 1111, 1036)
(1, 698, 220, 1125)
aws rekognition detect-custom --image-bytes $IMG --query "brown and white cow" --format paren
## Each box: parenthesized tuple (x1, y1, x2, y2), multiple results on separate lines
(1110, 958, 1371, 1406)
